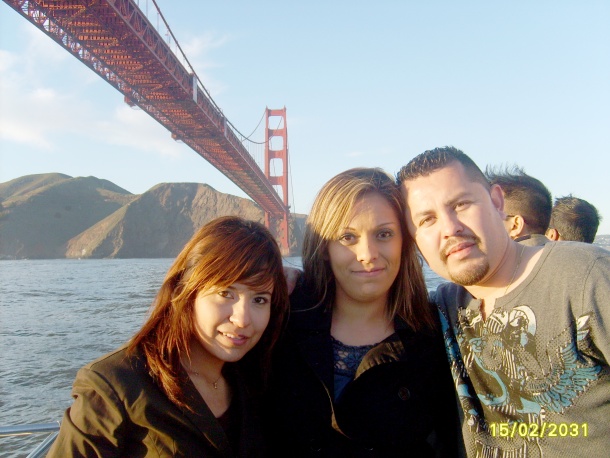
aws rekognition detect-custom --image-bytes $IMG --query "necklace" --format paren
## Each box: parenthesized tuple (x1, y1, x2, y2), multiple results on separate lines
(504, 244, 525, 296)
(184, 366, 222, 389)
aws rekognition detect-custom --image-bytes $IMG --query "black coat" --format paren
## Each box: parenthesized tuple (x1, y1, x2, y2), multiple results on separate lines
(265, 289, 460, 457)
(48, 346, 267, 457)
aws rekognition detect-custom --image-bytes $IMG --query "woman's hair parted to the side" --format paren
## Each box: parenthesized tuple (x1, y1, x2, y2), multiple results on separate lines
(302, 167, 434, 331)
(128, 216, 288, 409)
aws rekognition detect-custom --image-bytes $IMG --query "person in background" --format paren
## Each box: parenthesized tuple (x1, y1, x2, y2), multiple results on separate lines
(397, 146, 610, 458)
(485, 164, 552, 246)
(48, 216, 288, 457)
(546, 194, 602, 244)
(266, 167, 459, 457)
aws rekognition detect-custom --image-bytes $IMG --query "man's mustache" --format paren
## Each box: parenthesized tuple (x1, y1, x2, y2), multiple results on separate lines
(440, 236, 481, 262)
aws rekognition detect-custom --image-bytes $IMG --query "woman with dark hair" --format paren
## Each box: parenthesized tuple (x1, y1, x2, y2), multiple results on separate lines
(266, 168, 459, 457)
(48, 216, 288, 457)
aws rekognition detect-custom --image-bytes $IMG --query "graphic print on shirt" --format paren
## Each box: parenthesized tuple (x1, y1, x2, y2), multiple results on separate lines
(439, 306, 602, 433)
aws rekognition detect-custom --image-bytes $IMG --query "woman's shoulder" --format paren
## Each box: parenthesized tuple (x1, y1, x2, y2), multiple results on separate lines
(288, 277, 319, 311)
(287, 279, 330, 324)
(84, 344, 140, 370)
(77, 344, 149, 390)
(73, 344, 172, 415)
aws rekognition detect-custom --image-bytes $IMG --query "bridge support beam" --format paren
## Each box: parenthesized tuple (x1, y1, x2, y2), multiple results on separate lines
(264, 107, 290, 255)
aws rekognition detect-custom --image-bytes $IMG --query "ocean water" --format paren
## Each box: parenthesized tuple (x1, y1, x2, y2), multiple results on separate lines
(0, 258, 443, 457)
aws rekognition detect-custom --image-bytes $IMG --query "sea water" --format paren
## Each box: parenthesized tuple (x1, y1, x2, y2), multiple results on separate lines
(0, 258, 444, 457)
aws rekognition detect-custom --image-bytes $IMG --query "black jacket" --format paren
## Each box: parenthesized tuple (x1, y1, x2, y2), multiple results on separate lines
(265, 288, 461, 457)
(48, 346, 267, 457)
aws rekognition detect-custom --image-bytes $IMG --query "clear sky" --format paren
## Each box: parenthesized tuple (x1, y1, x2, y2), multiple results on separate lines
(1, 1, 609, 234)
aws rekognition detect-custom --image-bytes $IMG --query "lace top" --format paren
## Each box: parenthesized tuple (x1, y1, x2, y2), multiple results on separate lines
(331, 336, 377, 399)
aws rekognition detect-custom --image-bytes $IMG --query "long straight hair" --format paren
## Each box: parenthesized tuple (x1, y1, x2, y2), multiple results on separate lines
(128, 216, 288, 409)
(302, 168, 434, 331)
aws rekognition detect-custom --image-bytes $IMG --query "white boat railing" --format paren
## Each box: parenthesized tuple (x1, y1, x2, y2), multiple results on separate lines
(0, 422, 60, 458)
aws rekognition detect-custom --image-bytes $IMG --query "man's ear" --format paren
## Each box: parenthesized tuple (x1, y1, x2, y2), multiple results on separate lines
(546, 228, 560, 241)
(509, 215, 526, 239)
(490, 184, 505, 213)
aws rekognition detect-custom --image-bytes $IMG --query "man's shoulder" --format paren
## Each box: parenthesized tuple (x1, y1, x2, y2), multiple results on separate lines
(544, 241, 610, 268)
(517, 233, 551, 246)
(430, 281, 469, 308)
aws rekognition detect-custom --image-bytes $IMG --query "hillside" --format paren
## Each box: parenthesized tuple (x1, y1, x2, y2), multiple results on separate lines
(1, 174, 305, 259)
(65, 182, 266, 258)
(0, 174, 136, 258)
(0, 172, 71, 201)
(2, 173, 606, 260)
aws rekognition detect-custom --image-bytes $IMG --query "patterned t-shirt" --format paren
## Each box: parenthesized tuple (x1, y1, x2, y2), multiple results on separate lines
(433, 242, 610, 458)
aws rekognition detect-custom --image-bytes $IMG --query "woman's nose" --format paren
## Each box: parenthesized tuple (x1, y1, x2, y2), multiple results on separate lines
(356, 236, 378, 263)
(229, 299, 251, 328)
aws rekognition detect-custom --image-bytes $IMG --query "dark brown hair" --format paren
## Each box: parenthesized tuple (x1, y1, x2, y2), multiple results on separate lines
(485, 164, 552, 234)
(128, 216, 288, 409)
(549, 195, 602, 243)
(397, 145, 489, 190)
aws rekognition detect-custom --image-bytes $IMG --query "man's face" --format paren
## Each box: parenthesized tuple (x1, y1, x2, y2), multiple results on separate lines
(401, 161, 509, 286)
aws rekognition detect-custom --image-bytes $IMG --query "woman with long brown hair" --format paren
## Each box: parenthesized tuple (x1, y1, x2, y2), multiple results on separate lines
(49, 216, 288, 457)
(266, 168, 458, 457)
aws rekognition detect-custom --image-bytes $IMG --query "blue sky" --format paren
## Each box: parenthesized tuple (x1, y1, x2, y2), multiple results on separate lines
(1, 1, 609, 234)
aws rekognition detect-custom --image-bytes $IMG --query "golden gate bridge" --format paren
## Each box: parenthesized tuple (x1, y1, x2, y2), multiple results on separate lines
(3, 0, 292, 254)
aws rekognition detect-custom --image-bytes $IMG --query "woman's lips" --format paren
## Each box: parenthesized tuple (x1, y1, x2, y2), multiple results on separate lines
(352, 267, 385, 277)
(219, 331, 249, 346)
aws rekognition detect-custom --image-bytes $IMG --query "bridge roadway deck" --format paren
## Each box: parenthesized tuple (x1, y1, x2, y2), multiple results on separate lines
(4, 0, 287, 216)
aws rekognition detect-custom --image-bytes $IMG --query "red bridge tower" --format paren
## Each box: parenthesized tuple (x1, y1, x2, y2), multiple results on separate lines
(264, 108, 290, 255)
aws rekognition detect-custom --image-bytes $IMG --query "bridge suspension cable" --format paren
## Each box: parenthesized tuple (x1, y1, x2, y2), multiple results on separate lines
(3, 0, 292, 253)
(146, 0, 270, 149)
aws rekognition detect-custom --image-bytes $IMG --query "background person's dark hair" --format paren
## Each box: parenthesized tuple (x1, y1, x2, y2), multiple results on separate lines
(548, 195, 602, 243)
(396, 145, 489, 189)
(485, 164, 552, 235)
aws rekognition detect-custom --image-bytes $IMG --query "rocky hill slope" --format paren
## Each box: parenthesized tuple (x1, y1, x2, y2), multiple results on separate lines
(0, 174, 305, 259)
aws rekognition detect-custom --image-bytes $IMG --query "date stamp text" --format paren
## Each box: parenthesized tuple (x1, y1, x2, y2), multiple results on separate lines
(489, 422, 589, 438)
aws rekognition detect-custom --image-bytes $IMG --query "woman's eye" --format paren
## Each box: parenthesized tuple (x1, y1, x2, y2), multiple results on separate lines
(338, 233, 356, 244)
(253, 296, 270, 305)
(378, 230, 393, 240)
(217, 290, 232, 298)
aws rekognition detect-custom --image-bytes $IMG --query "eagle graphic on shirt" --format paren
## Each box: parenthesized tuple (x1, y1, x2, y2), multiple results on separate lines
(439, 306, 602, 430)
